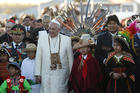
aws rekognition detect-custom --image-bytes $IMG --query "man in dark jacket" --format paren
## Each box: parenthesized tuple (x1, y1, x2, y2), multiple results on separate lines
(0, 20, 15, 44)
(95, 15, 121, 71)
(94, 14, 121, 93)
(9, 24, 27, 66)
(130, 32, 140, 93)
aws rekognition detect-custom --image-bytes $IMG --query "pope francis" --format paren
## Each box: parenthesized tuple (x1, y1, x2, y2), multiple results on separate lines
(34, 19, 73, 93)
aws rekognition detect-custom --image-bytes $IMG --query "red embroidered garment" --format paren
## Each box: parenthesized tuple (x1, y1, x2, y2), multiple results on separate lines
(0, 62, 9, 85)
(69, 53, 103, 93)
(6, 76, 26, 93)
(78, 53, 92, 80)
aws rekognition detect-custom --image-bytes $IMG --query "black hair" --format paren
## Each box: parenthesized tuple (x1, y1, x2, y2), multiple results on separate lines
(106, 15, 121, 26)
(23, 16, 31, 21)
(36, 19, 42, 23)
(114, 37, 130, 53)
(8, 64, 21, 75)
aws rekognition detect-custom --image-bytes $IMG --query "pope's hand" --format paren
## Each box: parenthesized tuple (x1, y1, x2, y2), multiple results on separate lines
(35, 76, 41, 83)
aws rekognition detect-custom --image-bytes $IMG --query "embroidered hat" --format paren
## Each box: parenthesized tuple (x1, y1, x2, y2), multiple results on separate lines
(11, 24, 25, 34)
(0, 48, 10, 57)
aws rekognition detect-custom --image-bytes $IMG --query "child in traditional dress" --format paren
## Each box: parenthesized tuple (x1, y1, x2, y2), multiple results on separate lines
(0, 62, 31, 93)
(69, 39, 103, 93)
(105, 36, 135, 93)
(0, 48, 10, 85)
(21, 43, 40, 93)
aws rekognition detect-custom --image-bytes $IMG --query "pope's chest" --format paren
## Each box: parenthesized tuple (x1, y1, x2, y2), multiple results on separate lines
(41, 40, 67, 56)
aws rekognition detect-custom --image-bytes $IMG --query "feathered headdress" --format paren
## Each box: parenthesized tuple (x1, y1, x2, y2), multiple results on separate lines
(118, 20, 140, 42)
(57, 0, 109, 37)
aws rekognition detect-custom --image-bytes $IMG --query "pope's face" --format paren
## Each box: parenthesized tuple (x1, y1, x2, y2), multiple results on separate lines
(48, 23, 60, 38)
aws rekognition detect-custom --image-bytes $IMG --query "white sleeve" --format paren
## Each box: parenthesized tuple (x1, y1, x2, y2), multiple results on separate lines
(34, 37, 43, 76)
(66, 37, 73, 75)
(21, 59, 26, 76)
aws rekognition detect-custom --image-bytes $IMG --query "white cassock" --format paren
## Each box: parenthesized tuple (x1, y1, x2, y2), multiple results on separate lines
(34, 34, 73, 93)
(21, 57, 41, 93)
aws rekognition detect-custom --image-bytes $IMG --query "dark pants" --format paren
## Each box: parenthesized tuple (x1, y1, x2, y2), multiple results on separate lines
(136, 76, 140, 93)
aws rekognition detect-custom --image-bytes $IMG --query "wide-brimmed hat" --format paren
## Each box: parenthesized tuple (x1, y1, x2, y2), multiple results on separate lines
(71, 36, 80, 42)
(80, 34, 91, 40)
(23, 43, 36, 52)
(73, 39, 94, 50)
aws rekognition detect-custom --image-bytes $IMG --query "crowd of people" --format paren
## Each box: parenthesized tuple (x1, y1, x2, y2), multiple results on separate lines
(0, 5, 139, 93)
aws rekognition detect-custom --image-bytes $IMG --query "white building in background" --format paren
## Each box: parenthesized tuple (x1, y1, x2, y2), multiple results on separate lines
(73, 0, 139, 21)
(6, 0, 74, 19)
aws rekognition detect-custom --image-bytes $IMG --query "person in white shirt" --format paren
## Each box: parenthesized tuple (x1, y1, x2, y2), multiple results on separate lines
(21, 43, 40, 93)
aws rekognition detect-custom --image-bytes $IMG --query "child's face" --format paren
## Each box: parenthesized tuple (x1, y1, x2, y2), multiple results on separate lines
(113, 42, 122, 53)
(27, 51, 36, 59)
(80, 47, 89, 55)
(0, 54, 9, 62)
(8, 66, 19, 77)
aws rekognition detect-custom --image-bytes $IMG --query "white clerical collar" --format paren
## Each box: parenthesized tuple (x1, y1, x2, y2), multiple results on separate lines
(48, 34, 60, 51)
(82, 55, 87, 60)
(13, 42, 22, 49)
(110, 32, 117, 37)
(137, 32, 140, 39)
